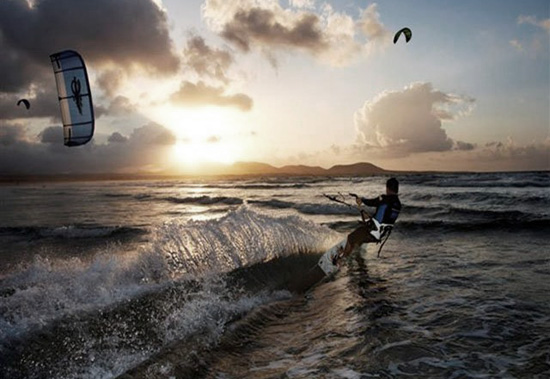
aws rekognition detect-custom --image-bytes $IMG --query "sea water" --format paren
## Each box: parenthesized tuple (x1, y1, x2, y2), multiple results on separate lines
(0, 172, 548, 378)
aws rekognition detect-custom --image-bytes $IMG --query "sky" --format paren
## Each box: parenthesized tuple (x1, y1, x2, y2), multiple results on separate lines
(0, 0, 548, 174)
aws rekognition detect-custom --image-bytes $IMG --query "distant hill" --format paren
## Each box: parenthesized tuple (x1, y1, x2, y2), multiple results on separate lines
(229, 161, 386, 176)
(0, 162, 389, 183)
(326, 162, 387, 176)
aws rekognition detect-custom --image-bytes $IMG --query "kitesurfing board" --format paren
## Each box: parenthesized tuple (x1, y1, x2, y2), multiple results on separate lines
(317, 239, 346, 275)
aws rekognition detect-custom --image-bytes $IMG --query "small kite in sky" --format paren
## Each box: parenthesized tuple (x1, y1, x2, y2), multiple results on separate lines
(17, 99, 30, 109)
(393, 27, 412, 44)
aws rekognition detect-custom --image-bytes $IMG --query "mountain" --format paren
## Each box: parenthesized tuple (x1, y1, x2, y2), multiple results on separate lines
(227, 161, 386, 176)
(0, 162, 388, 183)
(326, 162, 387, 176)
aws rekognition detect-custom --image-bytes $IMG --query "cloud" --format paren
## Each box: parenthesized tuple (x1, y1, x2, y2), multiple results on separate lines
(96, 69, 127, 97)
(202, 0, 390, 66)
(478, 137, 550, 170)
(0, 123, 29, 146)
(108, 132, 128, 143)
(454, 140, 476, 151)
(103, 96, 137, 116)
(358, 4, 391, 43)
(518, 15, 550, 33)
(170, 81, 253, 111)
(0, 122, 177, 174)
(289, 0, 315, 9)
(0, 0, 179, 95)
(38, 126, 62, 144)
(512, 15, 550, 56)
(354, 82, 476, 157)
(129, 122, 177, 146)
(206, 135, 221, 143)
(509, 39, 523, 52)
(183, 35, 234, 84)
(0, 84, 61, 120)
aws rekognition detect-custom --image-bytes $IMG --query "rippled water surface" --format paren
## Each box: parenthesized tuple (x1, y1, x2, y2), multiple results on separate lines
(0, 172, 549, 378)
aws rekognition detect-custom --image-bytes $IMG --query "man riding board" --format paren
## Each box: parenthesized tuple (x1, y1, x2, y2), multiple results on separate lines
(338, 177, 401, 259)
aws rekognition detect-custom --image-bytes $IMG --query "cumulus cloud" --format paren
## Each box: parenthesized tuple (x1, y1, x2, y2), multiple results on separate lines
(170, 81, 253, 111)
(354, 82, 476, 157)
(107, 132, 128, 143)
(183, 35, 234, 84)
(454, 140, 476, 151)
(96, 69, 127, 97)
(202, 0, 390, 66)
(103, 96, 137, 116)
(129, 122, 177, 146)
(0, 122, 177, 174)
(38, 126, 62, 144)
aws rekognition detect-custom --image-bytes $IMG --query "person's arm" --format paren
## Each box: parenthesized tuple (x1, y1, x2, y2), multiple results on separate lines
(360, 195, 382, 207)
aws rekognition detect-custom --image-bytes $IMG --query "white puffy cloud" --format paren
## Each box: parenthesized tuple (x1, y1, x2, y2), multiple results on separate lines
(354, 82, 476, 157)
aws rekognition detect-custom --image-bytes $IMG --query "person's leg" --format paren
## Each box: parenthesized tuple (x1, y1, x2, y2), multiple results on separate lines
(341, 224, 377, 257)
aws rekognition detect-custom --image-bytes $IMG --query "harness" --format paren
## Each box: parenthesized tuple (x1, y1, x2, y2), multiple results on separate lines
(369, 219, 394, 257)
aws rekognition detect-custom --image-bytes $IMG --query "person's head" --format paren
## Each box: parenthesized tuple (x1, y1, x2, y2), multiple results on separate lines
(386, 177, 399, 194)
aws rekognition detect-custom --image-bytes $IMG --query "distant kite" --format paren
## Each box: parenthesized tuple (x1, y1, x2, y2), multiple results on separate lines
(50, 50, 95, 147)
(393, 27, 412, 44)
(17, 99, 30, 109)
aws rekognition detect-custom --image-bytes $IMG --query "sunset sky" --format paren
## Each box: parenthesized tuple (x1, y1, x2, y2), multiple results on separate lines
(0, 0, 548, 174)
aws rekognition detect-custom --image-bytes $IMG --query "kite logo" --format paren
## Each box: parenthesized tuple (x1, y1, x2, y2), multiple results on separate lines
(71, 77, 83, 114)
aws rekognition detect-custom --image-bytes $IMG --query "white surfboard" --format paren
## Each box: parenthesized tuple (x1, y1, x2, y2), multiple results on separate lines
(317, 239, 346, 275)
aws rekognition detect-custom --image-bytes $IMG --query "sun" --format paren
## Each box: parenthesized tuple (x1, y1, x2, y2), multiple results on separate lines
(148, 105, 244, 166)
(172, 139, 237, 166)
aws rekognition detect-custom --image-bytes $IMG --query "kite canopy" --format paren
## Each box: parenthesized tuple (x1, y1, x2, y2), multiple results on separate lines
(393, 27, 412, 44)
(17, 99, 30, 109)
(50, 50, 94, 147)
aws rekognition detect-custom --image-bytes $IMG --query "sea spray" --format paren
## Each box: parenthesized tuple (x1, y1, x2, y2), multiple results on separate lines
(0, 206, 339, 378)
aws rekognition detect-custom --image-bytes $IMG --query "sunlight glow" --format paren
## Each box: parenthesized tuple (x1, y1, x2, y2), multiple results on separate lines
(148, 105, 245, 166)
(172, 140, 237, 166)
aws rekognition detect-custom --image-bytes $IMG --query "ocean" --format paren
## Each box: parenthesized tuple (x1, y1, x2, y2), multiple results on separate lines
(0, 172, 548, 378)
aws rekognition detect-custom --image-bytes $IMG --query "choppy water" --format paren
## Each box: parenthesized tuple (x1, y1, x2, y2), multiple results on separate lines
(0, 172, 549, 378)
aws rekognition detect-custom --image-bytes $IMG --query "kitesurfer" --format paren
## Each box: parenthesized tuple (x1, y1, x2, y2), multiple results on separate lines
(338, 178, 401, 259)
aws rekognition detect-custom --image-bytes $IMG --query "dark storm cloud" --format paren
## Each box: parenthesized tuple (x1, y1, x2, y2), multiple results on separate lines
(0, 123, 28, 146)
(0, 122, 177, 174)
(0, 84, 60, 120)
(183, 35, 234, 83)
(455, 141, 476, 151)
(38, 125, 61, 144)
(0, 0, 179, 94)
(220, 8, 326, 53)
(170, 81, 253, 111)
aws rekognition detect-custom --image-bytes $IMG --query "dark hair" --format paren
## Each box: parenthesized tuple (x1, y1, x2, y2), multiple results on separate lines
(386, 177, 399, 193)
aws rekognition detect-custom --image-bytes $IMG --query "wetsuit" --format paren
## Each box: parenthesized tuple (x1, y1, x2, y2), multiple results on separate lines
(361, 194, 401, 225)
(344, 194, 401, 251)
